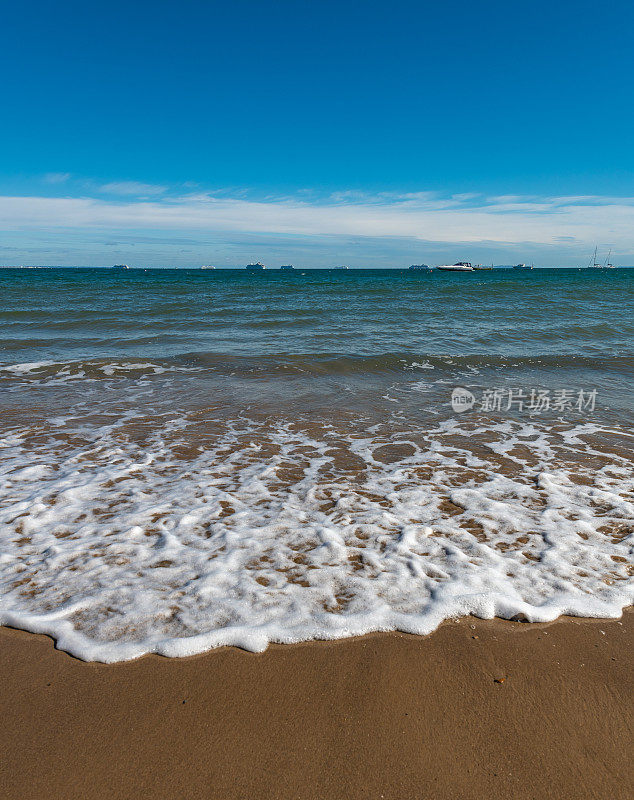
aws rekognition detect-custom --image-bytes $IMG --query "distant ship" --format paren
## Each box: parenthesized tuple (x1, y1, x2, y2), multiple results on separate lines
(409, 264, 432, 271)
(246, 262, 266, 271)
(436, 262, 474, 272)
(472, 264, 492, 270)
(280, 265, 295, 271)
(513, 263, 533, 270)
(334, 265, 349, 270)
(200, 265, 216, 270)
(113, 264, 129, 270)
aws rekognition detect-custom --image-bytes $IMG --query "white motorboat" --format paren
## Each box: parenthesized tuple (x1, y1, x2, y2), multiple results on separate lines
(436, 262, 474, 272)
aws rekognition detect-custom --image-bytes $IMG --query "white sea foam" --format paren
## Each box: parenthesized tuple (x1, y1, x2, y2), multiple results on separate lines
(0, 359, 200, 389)
(0, 415, 632, 662)
(100, 362, 168, 376)
(407, 361, 435, 370)
(0, 360, 56, 374)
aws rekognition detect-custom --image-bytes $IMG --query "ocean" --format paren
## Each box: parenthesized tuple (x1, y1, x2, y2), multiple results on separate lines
(1, 267, 633, 661)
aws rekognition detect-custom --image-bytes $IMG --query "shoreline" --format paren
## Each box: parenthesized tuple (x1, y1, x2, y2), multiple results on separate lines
(1, 611, 632, 800)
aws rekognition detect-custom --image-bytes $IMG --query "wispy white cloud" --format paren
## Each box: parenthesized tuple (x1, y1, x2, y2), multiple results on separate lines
(43, 172, 71, 184)
(1, 189, 633, 250)
(98, 181, 167, 196)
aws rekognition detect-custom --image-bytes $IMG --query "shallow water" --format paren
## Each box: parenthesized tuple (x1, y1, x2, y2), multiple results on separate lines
(1, 268, 633, 661)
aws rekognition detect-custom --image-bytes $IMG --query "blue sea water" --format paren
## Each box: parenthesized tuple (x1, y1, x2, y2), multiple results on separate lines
(1, 267, 633, 418)
(0, 268, 632, 661)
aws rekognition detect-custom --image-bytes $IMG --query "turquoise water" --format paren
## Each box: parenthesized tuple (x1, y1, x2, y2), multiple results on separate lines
(0, 268, 632, 661)
(1, 267, 633, 420)
(2, 267, 633, 359)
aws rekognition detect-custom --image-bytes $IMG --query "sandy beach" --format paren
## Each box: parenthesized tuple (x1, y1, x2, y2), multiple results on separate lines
(3, 2, 634, 797)
(1, 611, 631, 800)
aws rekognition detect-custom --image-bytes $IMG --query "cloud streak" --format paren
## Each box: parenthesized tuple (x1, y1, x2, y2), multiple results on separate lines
(1, 190, 634, 250)
(98, 181, 167, 196)
(43, 172, 71, 184)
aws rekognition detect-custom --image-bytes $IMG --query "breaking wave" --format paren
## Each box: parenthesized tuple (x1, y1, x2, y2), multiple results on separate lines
(1, 412, 632, 662)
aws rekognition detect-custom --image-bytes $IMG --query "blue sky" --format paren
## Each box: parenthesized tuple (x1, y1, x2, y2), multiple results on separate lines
(1, 0, 633, 266)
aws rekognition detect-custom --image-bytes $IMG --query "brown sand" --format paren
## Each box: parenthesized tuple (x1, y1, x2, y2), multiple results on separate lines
(1, 613, 632, 800)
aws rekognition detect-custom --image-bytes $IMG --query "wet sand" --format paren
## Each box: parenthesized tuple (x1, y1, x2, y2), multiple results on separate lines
(1, 612, 632, 800)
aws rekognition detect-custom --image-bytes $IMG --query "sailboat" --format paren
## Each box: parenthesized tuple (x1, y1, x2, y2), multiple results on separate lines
(587, 247, 604, 269)
(604, 249, 615, 269)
